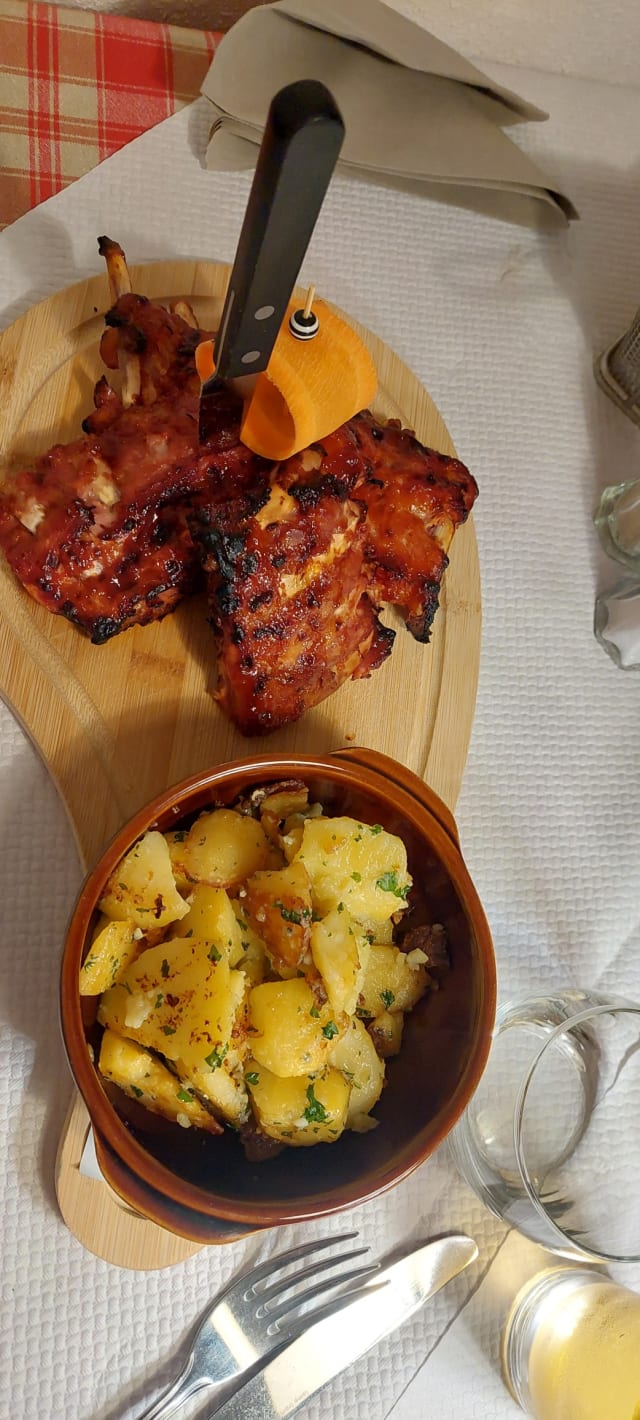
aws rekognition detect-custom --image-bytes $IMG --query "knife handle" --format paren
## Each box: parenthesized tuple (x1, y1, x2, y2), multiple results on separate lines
(213, 80, 344, 382)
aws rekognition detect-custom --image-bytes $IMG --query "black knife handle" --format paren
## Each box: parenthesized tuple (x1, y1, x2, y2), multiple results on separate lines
(213, 80, 344, 383)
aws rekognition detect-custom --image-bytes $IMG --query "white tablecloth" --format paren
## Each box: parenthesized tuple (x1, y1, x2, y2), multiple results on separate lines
(1, 61, 639, 1420)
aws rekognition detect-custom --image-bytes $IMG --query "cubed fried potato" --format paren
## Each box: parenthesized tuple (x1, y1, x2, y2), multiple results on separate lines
(245, 861, 313, 973)
(180, 885, 244, 966)
(246, 1060, 349, 1145)
(367, 1010, 404, 1059)
(178, 1053, 249, 1125)
(98, 937, 245, 1072)
(99, 830, 188, 930)
(295, 817, 411, 923)
(259, 786, 309, 847)
(357, 915, 395, 946)
(281, 802, 324, 863)
(181, 809, 270, 887)
(232, 903, 269, 985)
(164, 829, 191, 893)
(98, 1029, 222, 1133)
(248, 978, 335, 1077)
(357, 944, 428, 1019)
(329, 1016, 385, 1129)
(311, 908, 370, 1016)
(79, 916, 138, 995)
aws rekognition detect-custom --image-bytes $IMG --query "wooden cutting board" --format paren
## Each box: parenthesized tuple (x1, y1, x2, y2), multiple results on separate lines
(0, 260, 481, 1268)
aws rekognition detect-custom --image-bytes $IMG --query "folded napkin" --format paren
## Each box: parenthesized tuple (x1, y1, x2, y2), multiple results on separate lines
(201, 0, 577, 229)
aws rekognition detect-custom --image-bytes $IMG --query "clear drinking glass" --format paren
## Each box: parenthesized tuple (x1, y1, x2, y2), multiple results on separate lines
(594, 580, 640, 670)
(594, 478, 640, 573)
(503, 1268, 640, 1418)
(448, 992, 640, 1262)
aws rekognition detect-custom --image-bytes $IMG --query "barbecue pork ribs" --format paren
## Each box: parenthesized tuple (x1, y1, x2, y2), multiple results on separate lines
(0, 237, 477, 733)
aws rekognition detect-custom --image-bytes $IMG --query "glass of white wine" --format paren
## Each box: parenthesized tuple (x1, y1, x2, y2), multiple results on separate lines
(503, 1268, 640, 1419)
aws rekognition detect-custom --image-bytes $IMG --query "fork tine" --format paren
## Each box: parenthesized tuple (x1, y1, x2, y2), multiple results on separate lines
(240, 1231, 360, 1297)
(262, 1261, 381, 1331)
(255, 1246, 371, 1307)
(272, 1276, 390, 1340)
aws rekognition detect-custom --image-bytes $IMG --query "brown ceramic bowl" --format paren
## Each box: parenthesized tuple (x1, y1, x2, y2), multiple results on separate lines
(60, 747, 496, 1243)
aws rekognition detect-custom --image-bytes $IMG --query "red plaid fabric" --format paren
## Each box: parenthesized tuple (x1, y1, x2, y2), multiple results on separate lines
(0, 0, 220, 229)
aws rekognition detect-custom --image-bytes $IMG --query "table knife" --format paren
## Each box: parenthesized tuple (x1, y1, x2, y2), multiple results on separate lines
(206, 1234, 477, 1420)
(198, 79, 344, 443)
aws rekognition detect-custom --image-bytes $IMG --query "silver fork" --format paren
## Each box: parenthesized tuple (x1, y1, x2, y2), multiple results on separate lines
(136, 1231, 378, 1419)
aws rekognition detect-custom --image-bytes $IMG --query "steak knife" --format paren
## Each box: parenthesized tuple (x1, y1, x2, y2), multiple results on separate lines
(206, 1234, 477, 1420)
(198, 79, 344, 443)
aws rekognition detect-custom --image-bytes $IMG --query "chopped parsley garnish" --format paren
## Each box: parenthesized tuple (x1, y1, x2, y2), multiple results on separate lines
(337, 902, 344, 913)
(160, 958, 170, 979)
(155, 993, 164, 1008)
(351, 872, 362, 883)
(176, 1088, 194, 1103)
(304, 1084, 329, 1124)
(275, 900, 311, 925)
(161, 1025, 176, 1036)
(208, 944, 222, 962)
(83, 955, 96, 970)
(184, 929, 193, 938)
(380, 989, 396, 1009)
(205, 1044, 228, 1070)
(172, 830, 187, 842)
(322, 1020, 339, 1039)
(370, 824, 383, 835)
(118, 882, 127, 891)
(309, 1005, 320, 1019)
(130, 1085, 143, 1098)
(375, 871, 410, 899)
(245, 1071, 260, 1086)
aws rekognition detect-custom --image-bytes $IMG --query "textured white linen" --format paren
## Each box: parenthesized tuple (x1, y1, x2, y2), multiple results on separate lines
(1, 63, 639, 1419)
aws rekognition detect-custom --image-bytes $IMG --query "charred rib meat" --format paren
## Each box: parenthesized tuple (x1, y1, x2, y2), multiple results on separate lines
(0, 237, 477, 728)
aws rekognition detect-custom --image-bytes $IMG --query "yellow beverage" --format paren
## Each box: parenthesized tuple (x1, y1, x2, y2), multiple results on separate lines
(506, 1272, 640, 1420)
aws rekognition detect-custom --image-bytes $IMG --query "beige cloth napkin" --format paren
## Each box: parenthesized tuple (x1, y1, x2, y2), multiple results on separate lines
(200, 0, 577, 228)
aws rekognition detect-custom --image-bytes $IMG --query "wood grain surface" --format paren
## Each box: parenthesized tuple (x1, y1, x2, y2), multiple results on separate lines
(0, 260, 481, 1267)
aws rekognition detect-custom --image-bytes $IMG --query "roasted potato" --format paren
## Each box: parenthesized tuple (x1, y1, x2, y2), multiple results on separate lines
(357, 943, 428, 1019)
(180, 808, 270, 887)
(244, 861, 313, 973)
(176, 1053, 249, 1126)
(248, 978, 338, 1077)
(99, 1030, 222, 1132)
(98, 936, 245, 1072)
(258, 785, 309, 847)
(295, 817, 411, 923)
(245, 1060, 350, 1145)
(310, 908, 370, 1016)
(99, 830, 188, 930)
(180, 884, 245, 966)
(367, 1010, 404, 1059)
(231, 903, 269, 985)
(329, 1016, 385, 1130)
(164, 828, 191, 893)
(79, 916, 139, 995)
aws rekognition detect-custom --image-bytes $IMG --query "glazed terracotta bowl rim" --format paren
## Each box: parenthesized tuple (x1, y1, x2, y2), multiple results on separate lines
(60, 748, 496, 1226)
